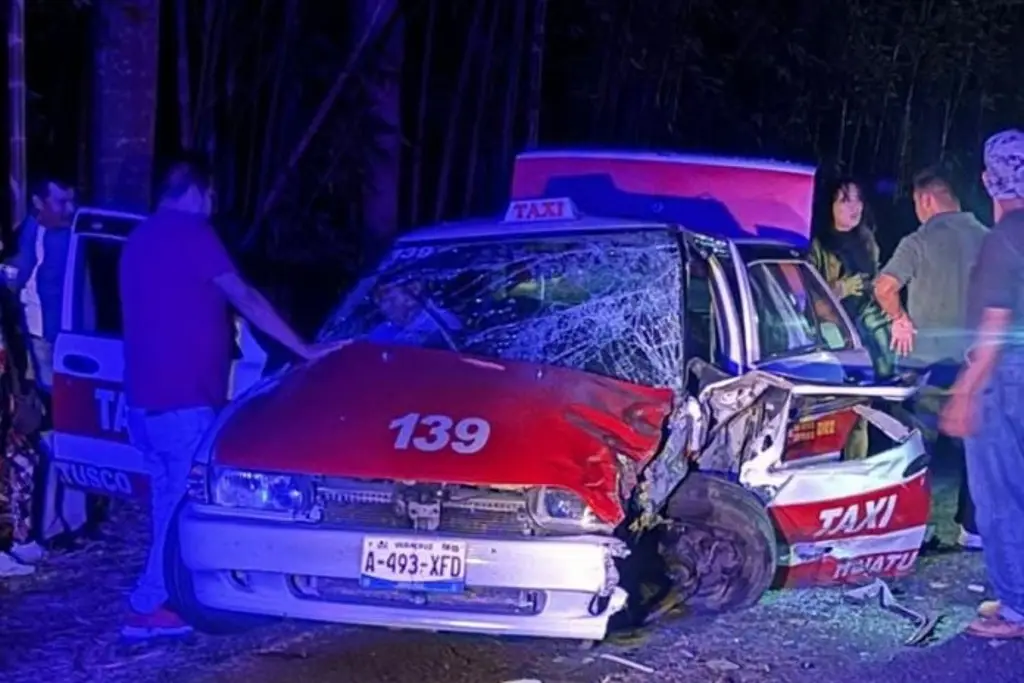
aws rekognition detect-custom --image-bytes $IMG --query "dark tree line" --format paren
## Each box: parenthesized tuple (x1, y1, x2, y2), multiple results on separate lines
(11, 0, 1024, 330)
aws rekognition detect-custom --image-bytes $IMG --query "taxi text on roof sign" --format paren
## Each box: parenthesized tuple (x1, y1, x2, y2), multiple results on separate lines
(503, 197, 580, 223)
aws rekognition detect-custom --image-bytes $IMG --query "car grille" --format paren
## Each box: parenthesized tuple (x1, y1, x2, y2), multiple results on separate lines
(317, 479, 536, 537)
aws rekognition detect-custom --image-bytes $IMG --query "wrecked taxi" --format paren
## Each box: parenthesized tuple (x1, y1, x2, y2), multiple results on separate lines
(50, 153, 930, 642)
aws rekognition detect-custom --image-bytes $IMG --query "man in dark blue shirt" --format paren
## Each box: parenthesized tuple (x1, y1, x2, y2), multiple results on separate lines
(943, 129, 1024, 639)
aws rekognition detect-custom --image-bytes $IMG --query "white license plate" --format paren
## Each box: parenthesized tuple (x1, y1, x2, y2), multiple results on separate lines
(359, 536, 468, 593)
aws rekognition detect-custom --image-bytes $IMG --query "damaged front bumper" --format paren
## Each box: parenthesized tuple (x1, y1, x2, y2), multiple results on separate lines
(177, 503, 628, 640)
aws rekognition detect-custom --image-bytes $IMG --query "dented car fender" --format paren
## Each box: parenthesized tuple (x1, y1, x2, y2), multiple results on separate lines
(632, 371, 791, 527)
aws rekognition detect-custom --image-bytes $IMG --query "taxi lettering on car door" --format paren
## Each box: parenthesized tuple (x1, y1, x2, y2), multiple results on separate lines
(764, 409, 930, 588)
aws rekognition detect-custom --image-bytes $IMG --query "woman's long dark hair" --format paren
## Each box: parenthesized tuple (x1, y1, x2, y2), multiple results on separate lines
(811, 175, 878, 252)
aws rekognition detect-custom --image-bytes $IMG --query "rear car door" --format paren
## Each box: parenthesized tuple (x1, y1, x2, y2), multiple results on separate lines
(51, 210, 145, 499)
(51, 208, 267, 501)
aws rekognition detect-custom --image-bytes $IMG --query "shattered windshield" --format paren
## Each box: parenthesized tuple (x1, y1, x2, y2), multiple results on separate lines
(746, 259, 856, 360)
(319, 229, 685, 390)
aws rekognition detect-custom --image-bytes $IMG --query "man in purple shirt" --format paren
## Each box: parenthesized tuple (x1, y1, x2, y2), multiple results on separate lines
(119, 158, 337, 638)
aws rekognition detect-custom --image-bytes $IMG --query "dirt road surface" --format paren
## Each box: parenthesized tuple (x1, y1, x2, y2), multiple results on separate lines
(3, 469, 1020, 683)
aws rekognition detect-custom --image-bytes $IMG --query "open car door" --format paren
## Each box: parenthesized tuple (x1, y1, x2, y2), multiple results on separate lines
(51, 208, 267, 500)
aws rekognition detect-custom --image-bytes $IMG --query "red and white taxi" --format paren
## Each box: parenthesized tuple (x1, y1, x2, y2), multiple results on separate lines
(48, 152, 928, 642)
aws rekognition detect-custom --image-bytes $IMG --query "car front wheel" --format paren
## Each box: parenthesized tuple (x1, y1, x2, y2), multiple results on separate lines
(659, 472, 778, 614)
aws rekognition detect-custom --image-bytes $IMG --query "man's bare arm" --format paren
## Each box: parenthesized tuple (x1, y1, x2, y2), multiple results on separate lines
(955, 308, 1011, 396)
(873, 274, 908, 321)
(214, 272, 312, 360)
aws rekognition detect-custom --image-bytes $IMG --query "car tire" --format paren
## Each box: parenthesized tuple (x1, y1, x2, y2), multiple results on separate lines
(163, 506, 276, 634)
(659, 472, 777, 614)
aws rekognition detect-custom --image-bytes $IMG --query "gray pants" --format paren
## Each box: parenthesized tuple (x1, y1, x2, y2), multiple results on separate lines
(126, 406, 216, 615)
(965, 348, 1024, 623)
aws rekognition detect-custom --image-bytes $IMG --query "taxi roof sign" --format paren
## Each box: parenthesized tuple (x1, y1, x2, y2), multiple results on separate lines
(503, 197, 580, 223)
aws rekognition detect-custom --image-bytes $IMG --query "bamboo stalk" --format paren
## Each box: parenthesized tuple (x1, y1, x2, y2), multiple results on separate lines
(242, 0, 273, 212)
(525, 0, 547, 149)
(500, 0, 527, 175)
(257, 0, 299, 207)
(433, 0, 485, 223)
(7, 0, 26, 230)
(175, 0, 193, 149)
(192, 0, 218, 149)
(463, 3, 500, 215)
(409, 0, 436, 227)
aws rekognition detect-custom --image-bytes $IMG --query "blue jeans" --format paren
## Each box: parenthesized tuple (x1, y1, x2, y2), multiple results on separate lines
(126, 406, 216, 615)
(29, 336, 53, 392)
(964, 348, 1024, 623)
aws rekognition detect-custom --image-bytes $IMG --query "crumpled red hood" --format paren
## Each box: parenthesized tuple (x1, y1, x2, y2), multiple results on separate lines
(213, 341, 673, 523)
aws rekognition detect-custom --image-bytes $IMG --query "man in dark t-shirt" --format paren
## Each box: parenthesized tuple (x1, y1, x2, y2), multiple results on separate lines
(942, 129, 1024, 639)
(119, 158, 341, 639)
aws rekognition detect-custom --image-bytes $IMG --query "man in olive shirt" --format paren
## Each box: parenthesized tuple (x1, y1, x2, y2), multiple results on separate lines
(874, 167, 988, 550)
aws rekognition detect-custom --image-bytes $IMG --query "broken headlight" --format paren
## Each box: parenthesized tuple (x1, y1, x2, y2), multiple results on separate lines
(527, 487, 614, 534)
(210, 468, 312, 512)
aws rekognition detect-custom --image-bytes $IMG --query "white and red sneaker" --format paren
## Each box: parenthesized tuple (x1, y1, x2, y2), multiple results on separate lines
(121, 606, 194, 640)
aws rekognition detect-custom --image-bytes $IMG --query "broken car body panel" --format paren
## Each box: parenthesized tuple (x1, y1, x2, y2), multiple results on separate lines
(213, 341, 673, 525)
(511, 150, 929, 589)
(691, 371, 928, 588)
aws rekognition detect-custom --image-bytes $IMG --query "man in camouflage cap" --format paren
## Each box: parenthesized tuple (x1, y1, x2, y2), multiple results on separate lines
(942, 128, 1024, 638)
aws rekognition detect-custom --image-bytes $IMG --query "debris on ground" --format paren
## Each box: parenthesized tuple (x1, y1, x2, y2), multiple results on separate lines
(598, 652, 656, 674)
(844, 578, 941, 646)
(704, 658, 741, 672)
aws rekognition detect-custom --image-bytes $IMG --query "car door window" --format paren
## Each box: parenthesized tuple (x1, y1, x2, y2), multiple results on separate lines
(686, 254, 719, 363)
(71, 236, 123, 336)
